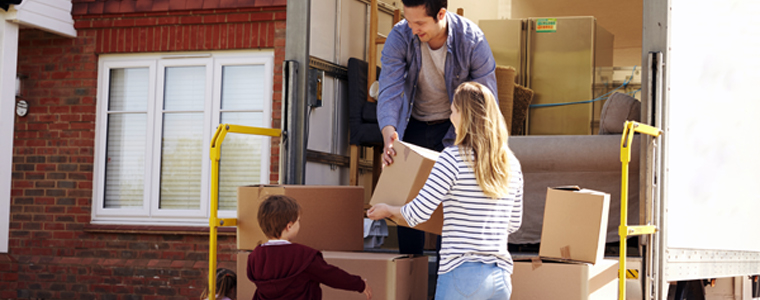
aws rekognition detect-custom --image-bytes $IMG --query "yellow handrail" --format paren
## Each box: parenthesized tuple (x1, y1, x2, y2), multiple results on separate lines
(208, 124, 281, 300)
(619, 121, 661, 300)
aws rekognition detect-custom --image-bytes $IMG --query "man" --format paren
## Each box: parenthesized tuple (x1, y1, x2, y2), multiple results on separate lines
(376, 0, 498, 255)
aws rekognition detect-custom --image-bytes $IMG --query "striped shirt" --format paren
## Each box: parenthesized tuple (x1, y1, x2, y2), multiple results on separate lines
(401, 146, 523, 275)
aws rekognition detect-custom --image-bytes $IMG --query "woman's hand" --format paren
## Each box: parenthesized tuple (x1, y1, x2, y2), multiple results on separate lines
(367, 204, 391, 220)
(367, 203, 402, 221)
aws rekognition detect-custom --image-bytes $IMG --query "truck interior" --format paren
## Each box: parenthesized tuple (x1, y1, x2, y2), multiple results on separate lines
(275, 0, 760, 299)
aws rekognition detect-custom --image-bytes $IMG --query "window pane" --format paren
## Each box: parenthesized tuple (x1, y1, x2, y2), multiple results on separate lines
(109, 68, 149, 111)
(218, 112, 265, 210)
(221, 65, 265, 111)
(104, 114, 147, 208)
(164, 66, 206, 111)
(159, 113, 204, 210)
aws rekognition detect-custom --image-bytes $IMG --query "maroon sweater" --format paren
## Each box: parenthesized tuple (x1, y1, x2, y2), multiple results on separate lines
(246, 243, 365, 300)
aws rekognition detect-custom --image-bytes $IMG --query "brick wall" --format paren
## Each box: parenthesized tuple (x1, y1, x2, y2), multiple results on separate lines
(1, 5, 286, 299)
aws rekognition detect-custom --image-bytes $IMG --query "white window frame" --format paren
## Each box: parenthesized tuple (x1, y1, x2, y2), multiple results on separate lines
(92, 51, 274, 226)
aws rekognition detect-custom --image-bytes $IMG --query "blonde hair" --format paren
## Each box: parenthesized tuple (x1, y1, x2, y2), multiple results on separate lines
(452, 82, 512, 198)
(200, 268, 237, 300)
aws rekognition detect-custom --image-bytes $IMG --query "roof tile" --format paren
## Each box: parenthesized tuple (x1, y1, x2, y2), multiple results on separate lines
(186, 0, 203, 10)
(168, 0, 185, 10)
(119, 0, 136, 13)
(72, 3, 88, 15)
(153, 0, 170, 11)
(88, 2, 104, 14)
(254, 0, 274, 7)
(135, 0, 152, 12)
(103, 1, 121, 14)
(202, 0, 221, 9)
(219, 0, 237, 9)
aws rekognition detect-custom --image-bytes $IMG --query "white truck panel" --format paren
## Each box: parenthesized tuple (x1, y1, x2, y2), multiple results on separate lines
(665, 0, 760, 251)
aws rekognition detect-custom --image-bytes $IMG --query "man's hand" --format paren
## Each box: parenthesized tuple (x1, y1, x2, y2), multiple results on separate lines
(381, 126, 398, 167)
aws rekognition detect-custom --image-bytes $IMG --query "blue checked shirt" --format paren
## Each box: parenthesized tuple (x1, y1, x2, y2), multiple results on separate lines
(377, 11, 498, 146)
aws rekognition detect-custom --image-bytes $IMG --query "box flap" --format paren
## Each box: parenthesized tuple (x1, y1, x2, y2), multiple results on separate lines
(551, 185, 581, 191)
(398, 140, 440, 161)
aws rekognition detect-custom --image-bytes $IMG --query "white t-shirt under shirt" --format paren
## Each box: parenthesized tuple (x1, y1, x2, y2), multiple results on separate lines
(412, 42, 451, 122)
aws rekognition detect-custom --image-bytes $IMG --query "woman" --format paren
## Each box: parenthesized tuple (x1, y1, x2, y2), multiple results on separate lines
(368, 82, 523, 300)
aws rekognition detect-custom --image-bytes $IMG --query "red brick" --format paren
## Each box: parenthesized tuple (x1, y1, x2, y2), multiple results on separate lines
(113, 19, 136, 27)
(126, 27, 134, 52)
(144, 27, 153, 51)
(38, 97, 59, 105)
(251, 12, 274, 22)
(157, 16, 178, 26)
(44, 223, 66, 231)
(180, 16, 202, 25)
(219, 24, 229, 48)
(203, 14, 224, 24)
(157, 26, 165, 51)
(227, 13, 250, 23)
(202, 25, 211, 49)
(106, 28, 116, 53)
(134, 18, 156, 27)
(119, 27, 127, 52)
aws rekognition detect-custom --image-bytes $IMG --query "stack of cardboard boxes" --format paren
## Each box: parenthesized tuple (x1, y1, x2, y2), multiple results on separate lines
(234, 140, 621, 299)
(512, 187, 619, 300)
(369, 140, 621, 299)
(235, 185, 428, 300)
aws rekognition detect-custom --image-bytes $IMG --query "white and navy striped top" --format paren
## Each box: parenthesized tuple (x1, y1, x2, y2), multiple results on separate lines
(400, 146, 523, 275)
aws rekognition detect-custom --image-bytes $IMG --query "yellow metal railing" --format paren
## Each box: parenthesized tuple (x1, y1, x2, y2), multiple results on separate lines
(208, 124, 281, 300)
(619, 121, 661, 300)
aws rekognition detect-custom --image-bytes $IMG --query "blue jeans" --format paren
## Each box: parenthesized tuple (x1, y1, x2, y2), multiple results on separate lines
(435, 262, 512, 300)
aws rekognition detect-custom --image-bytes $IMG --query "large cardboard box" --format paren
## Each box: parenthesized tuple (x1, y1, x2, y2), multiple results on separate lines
(237, 251, 428, 300)
(321, 251, 428, 300)
(237, 185, 364, 251)
(512, 258, 619, 300)
(370, 140, 444, 235)
(539, 187, 610, 264)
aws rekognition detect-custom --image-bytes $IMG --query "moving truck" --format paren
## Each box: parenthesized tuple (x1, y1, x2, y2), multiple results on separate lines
(281, 0, 760, 299)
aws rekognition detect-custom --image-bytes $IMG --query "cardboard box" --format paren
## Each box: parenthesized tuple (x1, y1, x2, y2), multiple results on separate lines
(237, 250, 428, 300)
(370, 140, 444, 235)
(321, 251, 428, 300)
(539, 187, 610, 264)
(237, 185, 365, 251)
(512, 258, 619, 300)
(237, 251, 254, 300)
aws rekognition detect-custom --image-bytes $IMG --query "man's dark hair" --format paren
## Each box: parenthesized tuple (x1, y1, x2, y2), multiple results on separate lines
(257, 195, 301, 239)
(402, 0, 447, 19)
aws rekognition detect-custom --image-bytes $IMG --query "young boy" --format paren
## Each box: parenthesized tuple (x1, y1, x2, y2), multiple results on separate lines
(246, 195, 372, 300)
